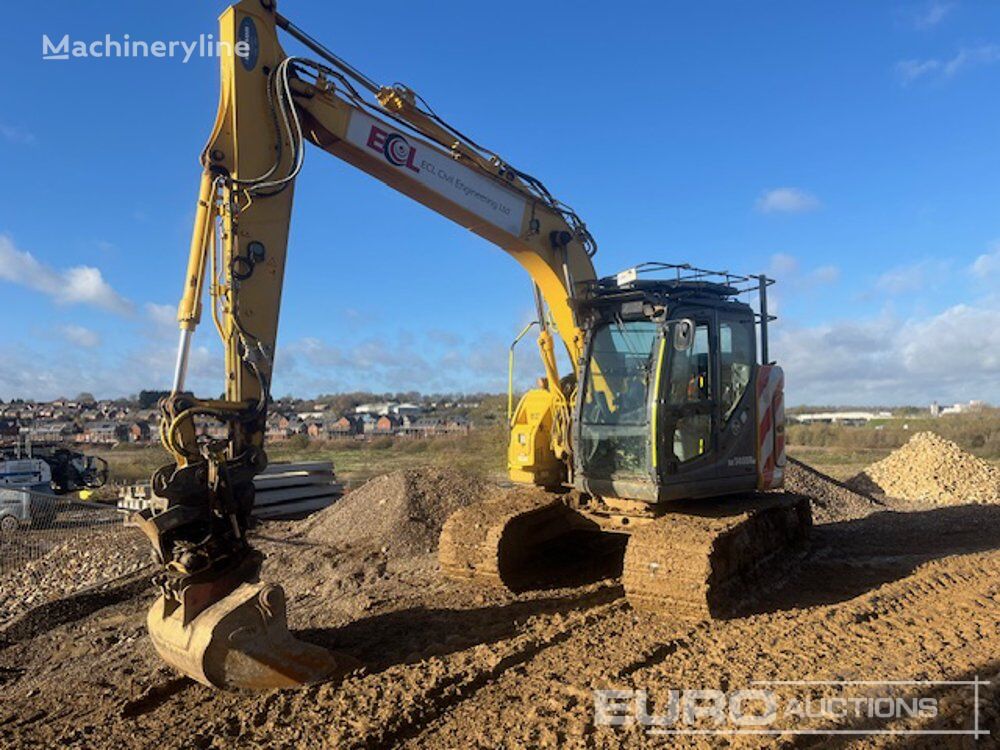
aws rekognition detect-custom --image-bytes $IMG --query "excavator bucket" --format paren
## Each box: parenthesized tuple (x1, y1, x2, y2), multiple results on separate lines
(148, 581, 357, 690)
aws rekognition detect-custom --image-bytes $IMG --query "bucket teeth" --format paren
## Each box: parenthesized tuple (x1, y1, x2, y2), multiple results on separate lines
(622, 493, 812, 619)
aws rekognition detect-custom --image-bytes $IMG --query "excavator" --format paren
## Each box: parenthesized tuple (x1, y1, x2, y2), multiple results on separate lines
(133, 0, 809, 690)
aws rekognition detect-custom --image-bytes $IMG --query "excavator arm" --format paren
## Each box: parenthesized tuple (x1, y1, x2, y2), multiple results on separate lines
(135, 0, 596, 689)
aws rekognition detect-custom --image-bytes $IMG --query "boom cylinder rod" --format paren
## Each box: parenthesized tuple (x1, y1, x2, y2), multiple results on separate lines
(533, 284, 547, 334)
(274, 12, 380, 94)
(172, 329, 193, 393)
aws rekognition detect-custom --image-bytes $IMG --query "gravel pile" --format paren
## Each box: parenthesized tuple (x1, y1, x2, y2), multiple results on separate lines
(855, 431, 1000, 505)
(300, 467, 494, 558)
(0, 527, 149, 628)
(783, 458, 882, 523)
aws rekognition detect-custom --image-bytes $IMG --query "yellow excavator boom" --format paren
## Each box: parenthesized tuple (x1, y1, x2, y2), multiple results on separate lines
(137, 0, 598, 690)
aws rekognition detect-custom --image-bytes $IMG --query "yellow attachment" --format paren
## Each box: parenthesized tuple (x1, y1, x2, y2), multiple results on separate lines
(148, 581, 357, 690)
(508, 388, 564, 488)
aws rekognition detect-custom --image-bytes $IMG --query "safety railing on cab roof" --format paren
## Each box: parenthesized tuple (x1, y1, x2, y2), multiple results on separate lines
(606, 262, 778, 365)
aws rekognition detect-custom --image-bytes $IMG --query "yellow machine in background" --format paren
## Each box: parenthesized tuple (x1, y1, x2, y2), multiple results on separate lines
(134, 0, 803, 691)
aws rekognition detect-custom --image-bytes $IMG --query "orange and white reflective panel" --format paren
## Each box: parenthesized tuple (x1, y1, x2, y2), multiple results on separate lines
(756, 365, 786, 490)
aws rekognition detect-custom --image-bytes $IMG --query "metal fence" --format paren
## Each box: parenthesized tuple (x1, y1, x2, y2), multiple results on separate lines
(0, 488, 150, 628)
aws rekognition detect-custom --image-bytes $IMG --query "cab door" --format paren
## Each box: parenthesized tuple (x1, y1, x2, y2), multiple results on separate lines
(713, 313, 759, 481)
(656, 312, 715, 476)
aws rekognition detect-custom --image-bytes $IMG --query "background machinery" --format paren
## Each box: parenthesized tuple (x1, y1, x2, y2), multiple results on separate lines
(134, 0, 807, 690)
(0, 442, 108, 495)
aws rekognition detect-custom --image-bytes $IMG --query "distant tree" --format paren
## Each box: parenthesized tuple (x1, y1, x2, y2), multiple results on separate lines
(139, 390, 169, 409)
(286, 434, 309, 450)
(138, 390, 189, 409)
(75, 392, 96, 404)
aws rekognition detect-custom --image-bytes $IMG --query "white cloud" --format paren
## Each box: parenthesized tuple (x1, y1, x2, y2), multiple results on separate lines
(767, 254, 839, 288)
(774, 301, 1000, 405)
(896, 44, 1000, 84)
(0, 234, 132, 315)
(768, 253, 800, 276)
(912, 1, 955, 29)
(58, 324, 100, 348)
(0, 331, 220, 402)
(755, 188, 821, 214)
(277, 330, 515, 396)
(896, 58, 942, 83)
(145, 302, 177, 329)
(942, 44, 1000, 76)
(971, 242, 1000, 279)
(809, 265, 841, 285)
(0, 123, 36, 145)
(876, 262, 928, 294)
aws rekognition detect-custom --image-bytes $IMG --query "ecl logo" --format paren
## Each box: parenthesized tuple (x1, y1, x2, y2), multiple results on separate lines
(366, 125, 420, 173)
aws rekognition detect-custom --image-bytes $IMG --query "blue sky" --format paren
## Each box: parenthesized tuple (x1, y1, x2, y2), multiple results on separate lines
(1, 0, 998, 405)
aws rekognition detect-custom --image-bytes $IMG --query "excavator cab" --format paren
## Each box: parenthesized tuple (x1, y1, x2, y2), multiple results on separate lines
(573, 266, 786, 504)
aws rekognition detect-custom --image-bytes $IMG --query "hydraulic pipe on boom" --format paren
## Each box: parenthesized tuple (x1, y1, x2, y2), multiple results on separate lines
(133, 0, 597, 689)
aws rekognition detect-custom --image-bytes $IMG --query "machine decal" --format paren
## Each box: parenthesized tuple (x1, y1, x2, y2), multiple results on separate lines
(238, 17, 258, 71)
(756, 365, 785, 489)
(346, 111, 527, 236)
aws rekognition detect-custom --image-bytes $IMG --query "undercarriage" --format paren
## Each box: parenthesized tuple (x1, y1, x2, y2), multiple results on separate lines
(439, 489, 812, 618)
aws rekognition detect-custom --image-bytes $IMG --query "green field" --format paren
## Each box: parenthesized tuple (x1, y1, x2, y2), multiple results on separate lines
(95, 408, 1000, 496)
(95, 425, 510, 497)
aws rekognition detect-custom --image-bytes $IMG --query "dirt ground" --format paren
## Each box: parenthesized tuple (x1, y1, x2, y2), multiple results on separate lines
(1, 461, 997, 749)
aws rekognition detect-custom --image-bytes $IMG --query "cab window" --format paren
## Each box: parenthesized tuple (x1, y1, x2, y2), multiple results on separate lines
(719, 320, 754, 420)
(579, 320, 659, 480)
(667, 323, 711, 463)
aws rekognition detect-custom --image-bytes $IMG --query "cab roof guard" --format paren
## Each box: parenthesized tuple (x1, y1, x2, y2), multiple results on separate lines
(593, 262, 777, 364)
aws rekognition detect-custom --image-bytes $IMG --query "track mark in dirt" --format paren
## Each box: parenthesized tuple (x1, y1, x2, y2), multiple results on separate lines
(748, 503, 1000, 615)
(0, 572, 152, 650)
(836, 553, 1000, 630)
(120, 677, 193, 719)
(374, 596, 629, 747)
(276, 594, 630, 750)
(304, 583, 625, 672)
(0, 665, 26, 685)
(615, 632, 694, 678)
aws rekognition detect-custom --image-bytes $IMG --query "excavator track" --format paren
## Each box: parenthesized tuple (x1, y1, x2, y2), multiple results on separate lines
(439, 488, 595, 591)
(622, 492, 812, 619)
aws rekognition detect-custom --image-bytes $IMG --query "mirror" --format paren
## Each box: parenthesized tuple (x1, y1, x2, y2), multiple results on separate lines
(672, 318, 695, 351)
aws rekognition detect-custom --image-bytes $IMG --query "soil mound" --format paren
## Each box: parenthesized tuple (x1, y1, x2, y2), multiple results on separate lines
(783, 458, 881, 523)
(300, 467, 495, 557)
(853, 431, 1000, 505)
